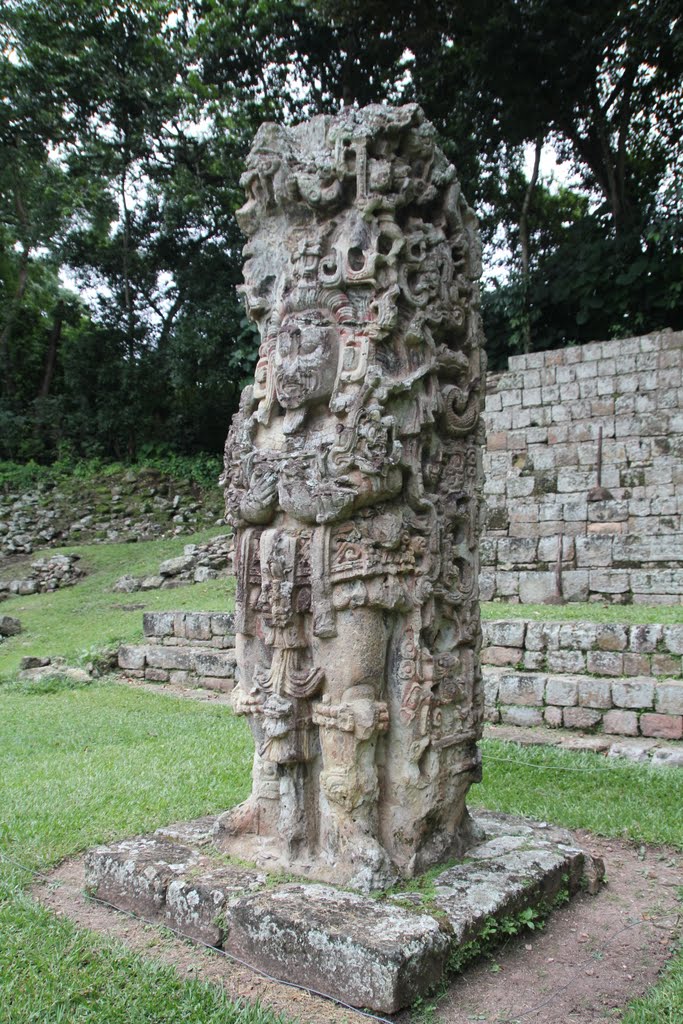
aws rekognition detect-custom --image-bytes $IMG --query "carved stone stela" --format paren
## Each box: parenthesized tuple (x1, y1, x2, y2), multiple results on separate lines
(216, 104, 487, 891)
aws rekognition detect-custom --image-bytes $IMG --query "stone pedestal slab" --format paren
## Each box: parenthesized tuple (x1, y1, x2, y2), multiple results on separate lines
(84, 811, 603, 1013)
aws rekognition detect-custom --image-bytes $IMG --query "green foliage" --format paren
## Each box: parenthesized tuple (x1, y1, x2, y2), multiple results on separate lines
(2, 0, 682, 452)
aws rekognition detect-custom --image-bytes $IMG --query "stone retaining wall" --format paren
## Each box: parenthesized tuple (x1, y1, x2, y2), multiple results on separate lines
(482, 620, 683, 740)
(117, 611, 683, 746)
(481, 330, 683, 604)
(118, 611, 236, 691)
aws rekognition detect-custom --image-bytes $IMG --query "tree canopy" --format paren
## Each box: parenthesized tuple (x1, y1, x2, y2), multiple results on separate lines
(1, 0, 680, 461)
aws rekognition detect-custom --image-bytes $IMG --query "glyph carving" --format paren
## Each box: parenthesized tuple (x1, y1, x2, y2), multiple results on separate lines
(216, 105, 487, 891)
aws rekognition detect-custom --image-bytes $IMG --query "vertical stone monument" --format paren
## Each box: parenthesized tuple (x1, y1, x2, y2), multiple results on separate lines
(85, 106, 604, 1012)
(216, 104, 487, 891)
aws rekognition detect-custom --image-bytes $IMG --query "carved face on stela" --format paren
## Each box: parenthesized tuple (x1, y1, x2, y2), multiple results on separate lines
(273, 309, 340, 411)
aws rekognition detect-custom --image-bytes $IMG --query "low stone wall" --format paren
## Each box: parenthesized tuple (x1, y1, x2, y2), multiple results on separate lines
(118, 611, 236, 691)
(482, 620, 683, 740)
(481, 330, 683, 604)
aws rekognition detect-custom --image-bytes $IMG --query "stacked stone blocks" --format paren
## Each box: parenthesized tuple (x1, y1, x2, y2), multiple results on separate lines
(482, 620, 683, 739)
(118, 611, 236, 691)
(481, 330, 683, 605)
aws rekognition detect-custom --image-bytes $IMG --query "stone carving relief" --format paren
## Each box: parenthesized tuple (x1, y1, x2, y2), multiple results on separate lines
(216, 105, 487, 891)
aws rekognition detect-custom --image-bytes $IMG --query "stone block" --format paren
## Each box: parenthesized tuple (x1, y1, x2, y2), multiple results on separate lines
(525, 622, 561, 651)
(145, 668, 170, 682)
(483, 620, 526, 648)
(140, 575, 164, 591)
(562, 707, 603, 730)
(651, 748, 683, 768)
(595, 625, 628, 652)
(498, 673, 546, 706)
(544, 706, 563, 727)
(184, 613, 213, 641)
(479, 571, 495, 601)
(612, 678, 655, 709)
(558, 623, 598, 651)
(655, 681, 683, 715)
(546, 650, 586, 674)
(575, 536, 613, 568)
(652, 654, 681, 677)
(622, 654, 651, 677)
(663, 626, 683, 655)
(629, 624, 664, 653)
(586, 651, 624, 676)
(578, 678, 612, 709)
(226, 885, 450, 1014)
(602, 710, 639, 736)
(482, 672, 500, 705)
(143, 612, 176, 637)
(500, 706, 544, 727)
(211, 613, 236, 637)
(196, 676, 235, 692)
(193, 650, 236, 678)
(118, 645, 147, 671)
(589, 570, 631, 595)
(518, 572, 558, 604)
(145, 647, 195, 671)
(560, 571, 590, 603)
(169, 670, 191, 686)
(640, 714, 683, 740)
(523, 651, 546, 670)
(545, 675, 579, 706)
(158, 555, 195, 577)
(481, 646, 522, 667)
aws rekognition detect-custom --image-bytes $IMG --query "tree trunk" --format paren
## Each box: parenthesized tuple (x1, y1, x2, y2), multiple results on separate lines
(519, 136, 542, 354)
(38, 301, 65, 399)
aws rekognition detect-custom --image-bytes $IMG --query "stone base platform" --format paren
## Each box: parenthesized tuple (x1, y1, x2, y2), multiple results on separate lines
(84, 811, 603, 1014)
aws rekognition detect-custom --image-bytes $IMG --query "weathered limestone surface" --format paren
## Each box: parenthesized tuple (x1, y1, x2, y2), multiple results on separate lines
(480, 330, 683, 605)
(84, 811, 603, 1014)
(217, 104, 487, 890)
(481, 618, 683, 743)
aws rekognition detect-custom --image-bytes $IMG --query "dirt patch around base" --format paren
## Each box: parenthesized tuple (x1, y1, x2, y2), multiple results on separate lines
(33, 833, 681, 1024)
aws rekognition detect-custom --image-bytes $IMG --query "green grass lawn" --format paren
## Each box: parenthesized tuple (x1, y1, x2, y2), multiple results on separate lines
(1, 533, 681, 1022)
(0, 681, 290, 1024)
(481, 601, 683, 624)
(0, 528, 233, 678)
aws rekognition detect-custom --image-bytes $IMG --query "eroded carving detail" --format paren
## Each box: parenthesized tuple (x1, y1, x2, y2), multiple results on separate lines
(216, 104, 486, 891)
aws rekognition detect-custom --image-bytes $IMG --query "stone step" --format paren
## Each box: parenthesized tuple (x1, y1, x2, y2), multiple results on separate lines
(484, 667, 683, 740)
(482, 619, 683, 679)
(118, 642, 236, 691)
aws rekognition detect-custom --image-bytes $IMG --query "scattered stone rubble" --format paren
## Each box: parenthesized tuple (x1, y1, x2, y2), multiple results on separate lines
(17, 656, 91, 684)
(0, 553, 84, 599)
(0, 468, 223, 556)
(113, 534, 232, 593)
(0, 614, 22, 638)
(84, 810, 604, 1014)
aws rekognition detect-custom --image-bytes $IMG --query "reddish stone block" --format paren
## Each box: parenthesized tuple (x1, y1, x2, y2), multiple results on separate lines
(640, 714, 683, 740)
(488, 432, 508, 451)
(602, 710, 639, 736)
